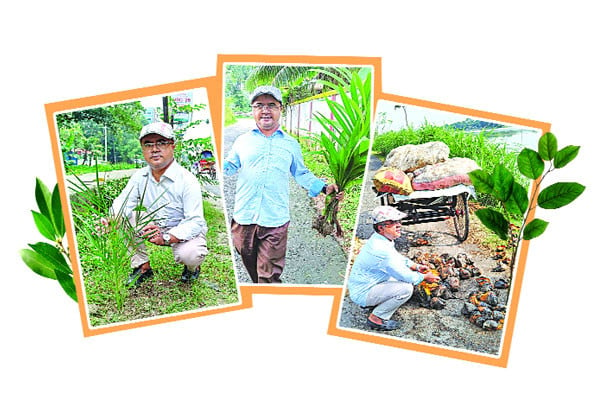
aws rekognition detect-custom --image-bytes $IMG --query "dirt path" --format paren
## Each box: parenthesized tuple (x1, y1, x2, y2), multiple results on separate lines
(338, 154, 513, 355)
(222, 119, 347, 285)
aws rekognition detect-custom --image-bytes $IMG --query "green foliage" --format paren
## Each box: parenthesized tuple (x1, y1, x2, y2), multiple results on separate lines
(225, 64, 254, 114)
(310, 68, 371, 237)
(20, 179, 76, 301)
(468, 132, 585, 269)
(57, 101, 145, 166)
(66, 162, 139, 175)
(69, 166, 165, 311)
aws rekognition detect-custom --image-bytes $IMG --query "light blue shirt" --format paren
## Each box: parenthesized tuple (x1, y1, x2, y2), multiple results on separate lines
(348, 232, 425, 306)
(223, 128, 326, 227)
(112, 160, 207, 241)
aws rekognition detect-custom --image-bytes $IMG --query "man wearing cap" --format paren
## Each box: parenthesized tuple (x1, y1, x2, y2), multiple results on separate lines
(347, 206, 439, 331)
(223, 85, 339, 284)
(112, 121, 209, 286)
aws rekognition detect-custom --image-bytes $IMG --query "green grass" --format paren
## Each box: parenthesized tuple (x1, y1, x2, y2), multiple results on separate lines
(78, 196, 238, 326)
(67, 162, 139, 175)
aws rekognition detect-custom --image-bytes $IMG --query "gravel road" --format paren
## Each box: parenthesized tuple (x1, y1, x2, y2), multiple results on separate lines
(337, 154, 513, 356)
(222, 119, 348, 285)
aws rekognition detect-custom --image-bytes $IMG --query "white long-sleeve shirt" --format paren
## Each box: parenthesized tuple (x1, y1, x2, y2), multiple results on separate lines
(112, 161, 207, 241)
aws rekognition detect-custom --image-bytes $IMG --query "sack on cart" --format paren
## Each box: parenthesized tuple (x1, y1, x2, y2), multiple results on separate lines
(373, 167, 414, 195)
(412, 157, 480, 191)
(384, 141, 450, 172)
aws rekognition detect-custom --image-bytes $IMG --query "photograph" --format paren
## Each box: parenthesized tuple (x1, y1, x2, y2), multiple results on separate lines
(220, 58, 376, 285)
(48, 85, 242, 332)
(336, 96, 549, 361)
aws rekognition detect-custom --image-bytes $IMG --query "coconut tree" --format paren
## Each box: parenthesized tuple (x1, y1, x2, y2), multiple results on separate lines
(311, 67, 372, 236)
(244, 65, 359, 104)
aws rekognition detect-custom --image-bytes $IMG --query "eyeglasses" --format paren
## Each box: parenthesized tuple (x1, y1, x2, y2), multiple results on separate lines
(252, 103, 280, 111)
(142, 140, 173, 150)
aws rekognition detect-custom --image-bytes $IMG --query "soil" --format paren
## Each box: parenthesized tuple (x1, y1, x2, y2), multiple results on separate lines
(337, 155, 514, 356)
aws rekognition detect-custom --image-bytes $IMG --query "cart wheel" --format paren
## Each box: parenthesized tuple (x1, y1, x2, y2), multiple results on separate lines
(453, 193, 469, 242)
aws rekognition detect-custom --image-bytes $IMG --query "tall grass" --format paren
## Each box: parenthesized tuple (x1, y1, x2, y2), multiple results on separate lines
(372, 124, 528, 210)
(71, 177, 238, 325)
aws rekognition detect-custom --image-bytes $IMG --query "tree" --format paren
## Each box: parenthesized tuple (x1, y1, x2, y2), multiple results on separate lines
(56, 101, 145, 166)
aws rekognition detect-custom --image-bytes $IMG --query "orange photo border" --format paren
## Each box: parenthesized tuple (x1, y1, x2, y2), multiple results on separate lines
(45, 76, 251, 337)
(214, 54, 381, 299)
(327, 92, 551, 368)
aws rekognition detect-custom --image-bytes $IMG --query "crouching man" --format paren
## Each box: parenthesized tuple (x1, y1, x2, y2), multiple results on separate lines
(112, 121, 208, 286)
(347, 206, 439, 331)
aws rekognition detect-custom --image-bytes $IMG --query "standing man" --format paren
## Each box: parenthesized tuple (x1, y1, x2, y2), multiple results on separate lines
(112, 121, 209, 286)
(347, 206, 439, 331)
(223, 85, 338, 284)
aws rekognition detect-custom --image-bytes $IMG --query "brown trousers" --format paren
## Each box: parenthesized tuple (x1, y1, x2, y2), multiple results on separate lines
(231, 220, 289, 283)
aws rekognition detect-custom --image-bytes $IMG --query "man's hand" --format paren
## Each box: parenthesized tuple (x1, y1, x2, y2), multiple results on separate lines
(412, 264, 429, 273)
(140, 224, 161, 242)
(325, 184, 344, 202)
(423, 272, 440, 283)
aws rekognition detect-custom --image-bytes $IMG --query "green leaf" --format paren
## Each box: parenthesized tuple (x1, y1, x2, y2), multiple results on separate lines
(55, 269, 78, 302)
(51, 184, 66, 237)
(20, 249, 57, 279)
(491, 164, 514, 202)
(505, 182, 529, 215)
(475, 208, 509, 240)
(28, 242, 72, 275)
(35, 178, 52, 217)
(553, 145, 580, 169)
(537, 182, 585, 209)
(468, 169, 494, 194)
(538, 132, 557, 161)
(517, 148, 545, 179)
(32, 210, 58, 241)
(523, 218, 549, 240)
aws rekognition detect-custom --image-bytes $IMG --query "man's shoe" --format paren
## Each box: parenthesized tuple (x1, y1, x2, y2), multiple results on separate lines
(126, 266, 154, 287)
(367, 318, 401, 331)
(181, 266, 200, 283)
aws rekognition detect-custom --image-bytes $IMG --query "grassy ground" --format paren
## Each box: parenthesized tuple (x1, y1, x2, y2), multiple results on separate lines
(66, 162, 140, 175)
(80, 197, 238, 326)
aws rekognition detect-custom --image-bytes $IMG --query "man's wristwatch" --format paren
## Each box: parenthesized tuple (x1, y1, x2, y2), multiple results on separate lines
(321, 185, 328, 194)
(162, 233, 171, 246)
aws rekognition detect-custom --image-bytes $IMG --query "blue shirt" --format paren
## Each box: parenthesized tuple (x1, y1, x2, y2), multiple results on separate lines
(223, 128, 326, 227)
(112, 161, 207, 241)
(347, 232, 425, 306)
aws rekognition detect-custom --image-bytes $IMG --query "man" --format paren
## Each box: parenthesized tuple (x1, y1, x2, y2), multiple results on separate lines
(347, 206, 439, 331)
(223, 85, 338, 284)
(112, 121, 208, 286)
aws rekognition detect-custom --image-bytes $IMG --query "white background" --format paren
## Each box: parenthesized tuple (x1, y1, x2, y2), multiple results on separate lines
(2, 1, 597, 398)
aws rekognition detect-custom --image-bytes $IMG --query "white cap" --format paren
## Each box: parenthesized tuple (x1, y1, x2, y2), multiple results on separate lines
(371, 206, 407, 224)
(139, 122, 174, 140)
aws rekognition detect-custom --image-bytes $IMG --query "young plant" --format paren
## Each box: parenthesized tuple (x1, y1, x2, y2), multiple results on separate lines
(20, 178, 77, 301)
(311, 67, 372, 237)
(69, 167, 165, 311)
(468, 132, 585, 269)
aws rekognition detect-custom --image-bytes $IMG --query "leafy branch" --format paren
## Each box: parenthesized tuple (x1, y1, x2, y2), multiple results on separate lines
(20, 179, 77, 301)
(468, 132, 585, 269)
(311, 67, 372, 237)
